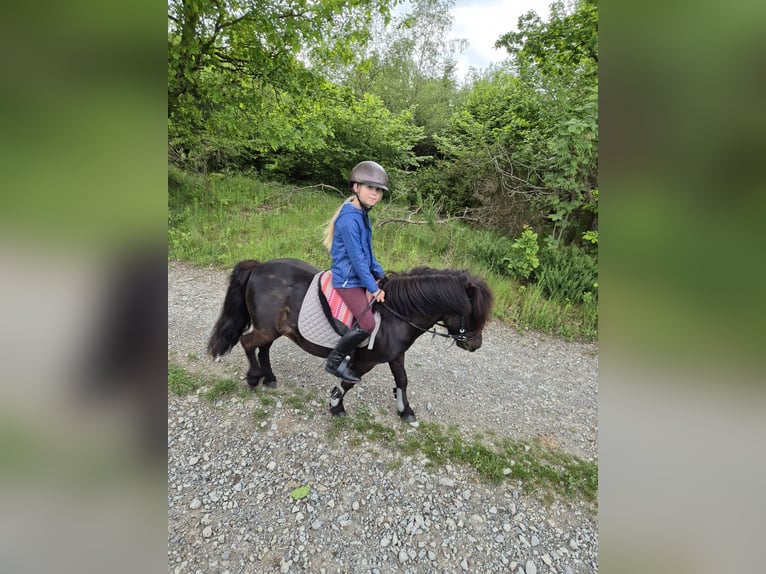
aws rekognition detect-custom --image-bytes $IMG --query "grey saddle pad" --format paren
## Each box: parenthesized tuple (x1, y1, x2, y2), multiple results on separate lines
(297, 272, 381, 350)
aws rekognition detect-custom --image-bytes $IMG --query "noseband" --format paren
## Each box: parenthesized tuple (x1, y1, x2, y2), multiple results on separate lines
(450, 315, 468, 341)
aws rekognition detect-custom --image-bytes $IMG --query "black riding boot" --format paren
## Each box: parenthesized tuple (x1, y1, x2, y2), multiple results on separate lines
(324, 325, 369, 382)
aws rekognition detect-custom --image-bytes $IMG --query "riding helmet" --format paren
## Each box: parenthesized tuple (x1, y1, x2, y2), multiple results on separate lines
(349, 161, 389, 192)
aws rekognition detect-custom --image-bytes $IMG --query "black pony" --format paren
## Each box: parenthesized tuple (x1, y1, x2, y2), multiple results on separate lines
(207, 258, 493, 424)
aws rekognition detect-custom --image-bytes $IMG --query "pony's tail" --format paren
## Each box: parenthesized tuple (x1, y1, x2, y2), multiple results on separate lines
(207, 260, 260, 358)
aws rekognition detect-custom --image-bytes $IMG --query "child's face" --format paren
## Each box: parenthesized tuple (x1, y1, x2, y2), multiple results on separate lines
(355, 183, 384, 207)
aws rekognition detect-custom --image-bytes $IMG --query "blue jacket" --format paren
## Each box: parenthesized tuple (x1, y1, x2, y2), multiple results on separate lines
(330, 200, 385, 294)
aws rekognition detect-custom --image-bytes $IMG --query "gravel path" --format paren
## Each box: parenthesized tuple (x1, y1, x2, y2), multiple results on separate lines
(168, 260, 599, 573)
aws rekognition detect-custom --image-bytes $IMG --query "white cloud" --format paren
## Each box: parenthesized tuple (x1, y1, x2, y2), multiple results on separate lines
(449, 0, 552, 80)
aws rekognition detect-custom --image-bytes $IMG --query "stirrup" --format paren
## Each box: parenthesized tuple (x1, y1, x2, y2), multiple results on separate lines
(332, 356, 361, 382)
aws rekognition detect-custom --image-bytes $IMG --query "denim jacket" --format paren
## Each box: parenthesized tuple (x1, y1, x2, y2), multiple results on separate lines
(330, 200, 384, 294)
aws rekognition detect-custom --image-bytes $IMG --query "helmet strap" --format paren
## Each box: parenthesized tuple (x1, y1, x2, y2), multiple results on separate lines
(352, 185, 373, 211)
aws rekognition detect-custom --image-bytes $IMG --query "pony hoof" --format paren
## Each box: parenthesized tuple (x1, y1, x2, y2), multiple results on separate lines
(246, 378, 261, 389)
(400, 413, 417, 425)
(408, 420, 420, 428)
(263, 379, 277, 389)
(331, 410, 346, 418)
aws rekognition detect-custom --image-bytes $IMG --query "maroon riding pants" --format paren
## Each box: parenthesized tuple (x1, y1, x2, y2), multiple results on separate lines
(335, 287, 375, 333)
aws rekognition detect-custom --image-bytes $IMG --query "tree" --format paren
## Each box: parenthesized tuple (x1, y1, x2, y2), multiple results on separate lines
(495, 0, 598, 243)
(496, 0, 598, 81)
(313, 0, 467, 157)
(168, 0, 395, 169)
(424, 0, 598, 244)
(258, 82, 424, 187)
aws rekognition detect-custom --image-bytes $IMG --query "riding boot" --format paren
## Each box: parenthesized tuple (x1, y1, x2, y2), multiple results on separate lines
(324, 325, 369, 382)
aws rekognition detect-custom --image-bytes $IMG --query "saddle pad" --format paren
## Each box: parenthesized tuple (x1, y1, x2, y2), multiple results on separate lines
(298, 272, 381, 350)
(319, 271, 375, 329)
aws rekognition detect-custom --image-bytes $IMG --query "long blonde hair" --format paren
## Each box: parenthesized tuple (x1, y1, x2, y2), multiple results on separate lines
(322, 197, 353, 250)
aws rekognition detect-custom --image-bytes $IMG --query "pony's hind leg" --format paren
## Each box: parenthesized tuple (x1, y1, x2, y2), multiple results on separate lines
(240, 330, 276, 389)
(256, 342, 277, 388)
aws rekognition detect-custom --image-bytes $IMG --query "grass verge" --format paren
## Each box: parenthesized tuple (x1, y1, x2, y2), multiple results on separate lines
(169, 365, 597, 502)
(168, 363, 205, 396)
(168, 171, 596, 341)
(328, 407, 597, 502)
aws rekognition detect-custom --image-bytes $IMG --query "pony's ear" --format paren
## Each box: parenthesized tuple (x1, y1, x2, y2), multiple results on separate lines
(465, 277, 477, 299)
(465, 281, 480, 311)
(464, 275, 494, 325)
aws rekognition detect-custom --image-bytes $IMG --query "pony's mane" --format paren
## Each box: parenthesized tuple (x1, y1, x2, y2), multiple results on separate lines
(384, 267, 493, 329)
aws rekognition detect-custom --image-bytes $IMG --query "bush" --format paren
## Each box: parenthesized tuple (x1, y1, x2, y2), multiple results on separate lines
(537, 244, 597, 303)
(467, 232, 514, 276)
(504, 227, 540, 281)
(402, 160, 482, 215)
(263, 91, 423, 188)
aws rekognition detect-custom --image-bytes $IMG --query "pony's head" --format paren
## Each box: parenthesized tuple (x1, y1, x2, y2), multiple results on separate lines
(445, 269, 493, 352)
(386, 267, 494, 351)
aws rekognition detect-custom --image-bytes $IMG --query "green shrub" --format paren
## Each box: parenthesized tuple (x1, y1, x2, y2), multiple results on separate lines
(467, 227, 542, 283)
(504, 227, 540, 281)
(467, 232, 514, 276)
(404, 160, 482, 215)
(537, 244, 597, 303)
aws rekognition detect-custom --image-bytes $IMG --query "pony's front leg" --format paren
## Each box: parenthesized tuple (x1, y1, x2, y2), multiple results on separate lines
(329, 381, 356, 417)
(389, 355, 418, 426)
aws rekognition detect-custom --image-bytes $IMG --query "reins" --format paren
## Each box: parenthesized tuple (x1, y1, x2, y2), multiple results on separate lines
(373, 300, 471, 342)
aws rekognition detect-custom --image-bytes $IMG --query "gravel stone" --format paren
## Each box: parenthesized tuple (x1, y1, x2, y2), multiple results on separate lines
(167, 261, 598, 573)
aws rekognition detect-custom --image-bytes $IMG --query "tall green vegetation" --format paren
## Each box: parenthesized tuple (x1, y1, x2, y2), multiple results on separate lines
(418, 0, 598, 245)
(167, 0, 599, 339)
(168, 0, 420, 187)
(322, 0, 467, 155)
(168, 171, 597, 339)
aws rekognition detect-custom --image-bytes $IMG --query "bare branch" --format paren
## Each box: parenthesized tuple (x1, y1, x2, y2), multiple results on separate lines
(377, 212, 479, 227)
(290, 183, 346, 197)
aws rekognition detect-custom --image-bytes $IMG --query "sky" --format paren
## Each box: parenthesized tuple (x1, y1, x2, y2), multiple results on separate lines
(451, 0, 553, 79)
(394, 0, 554, 81)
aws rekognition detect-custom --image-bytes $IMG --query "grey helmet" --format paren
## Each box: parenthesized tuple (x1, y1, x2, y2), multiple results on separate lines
(349, 161, 389, 192)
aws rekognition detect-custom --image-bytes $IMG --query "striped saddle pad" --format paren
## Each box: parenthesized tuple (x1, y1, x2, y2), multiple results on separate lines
(319, 271, 373, 332)
(297, 271, 380, 350)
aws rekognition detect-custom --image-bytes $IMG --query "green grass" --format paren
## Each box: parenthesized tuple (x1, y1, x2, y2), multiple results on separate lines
(168, 362, 242, 399)
(168, 169, 596, 340)
(169, 170, 337, 268)
(258, 393, 277, 408)
(167, 363, 319, 413)
(328, 410, 597, 503)
(201, 377, 241, 401)
(284, 387, 318, 411)
(168, 363, 204, 395)
(253, 407, 270, 421)
(328, 405, 398, 443)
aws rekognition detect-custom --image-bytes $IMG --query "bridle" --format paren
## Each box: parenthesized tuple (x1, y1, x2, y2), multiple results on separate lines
(375, 301, 473, 343)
